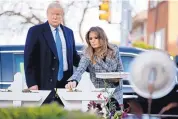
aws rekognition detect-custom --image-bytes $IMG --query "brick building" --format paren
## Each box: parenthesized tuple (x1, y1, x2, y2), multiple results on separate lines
(147, 0, 178, 55)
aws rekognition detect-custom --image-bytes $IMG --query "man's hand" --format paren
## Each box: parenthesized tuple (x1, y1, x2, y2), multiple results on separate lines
(29, 85, 38, 90)
(65, 81, 77, 90)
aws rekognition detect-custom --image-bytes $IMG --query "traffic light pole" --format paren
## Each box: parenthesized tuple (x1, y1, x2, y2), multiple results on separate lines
(120, 0, 132, 46)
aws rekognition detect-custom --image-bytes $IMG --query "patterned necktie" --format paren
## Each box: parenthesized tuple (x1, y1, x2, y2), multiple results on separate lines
(55, 28, 63, 81)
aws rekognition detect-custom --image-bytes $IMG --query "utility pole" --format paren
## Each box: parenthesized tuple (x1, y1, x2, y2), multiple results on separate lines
(120, 0, 132, 46)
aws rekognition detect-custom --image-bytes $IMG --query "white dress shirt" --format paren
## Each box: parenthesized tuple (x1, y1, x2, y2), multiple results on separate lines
(49, 25, 68, 71)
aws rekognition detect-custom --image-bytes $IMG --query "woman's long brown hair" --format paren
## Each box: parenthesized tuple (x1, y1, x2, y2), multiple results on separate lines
(85, 26, 115, 64)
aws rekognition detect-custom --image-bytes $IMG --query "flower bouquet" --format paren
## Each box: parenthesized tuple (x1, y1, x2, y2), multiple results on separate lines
(86, 81, 129, 119)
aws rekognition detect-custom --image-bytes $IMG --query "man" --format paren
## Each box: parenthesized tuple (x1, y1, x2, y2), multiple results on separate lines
(24, 2, 80, 103)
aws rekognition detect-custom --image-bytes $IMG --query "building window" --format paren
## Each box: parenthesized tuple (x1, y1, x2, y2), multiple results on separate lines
(149, 28, 165, 50)
(149, 0, 165, 9)
(149, 1, 158, 9)
(158, 0, 165, 3)
(149, 33, 154, 46)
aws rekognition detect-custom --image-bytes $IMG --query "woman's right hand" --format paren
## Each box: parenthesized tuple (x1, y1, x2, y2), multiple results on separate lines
(65, 81, 77, 89)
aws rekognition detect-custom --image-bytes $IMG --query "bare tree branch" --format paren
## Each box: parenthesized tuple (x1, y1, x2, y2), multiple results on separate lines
(78, 1, 98, 42)
(66, 1, 75, 9)
(0, 11, 43, 25)
(79, 1, 89, 42)
(63, 1, 75, 25)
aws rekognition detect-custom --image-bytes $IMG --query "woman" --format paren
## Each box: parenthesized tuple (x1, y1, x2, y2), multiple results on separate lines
(65, 26, 123, 89)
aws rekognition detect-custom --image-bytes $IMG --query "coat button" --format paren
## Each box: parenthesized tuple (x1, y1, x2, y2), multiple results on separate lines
(54, 57, 56, 59)
(50, 79, 52, 82)
(52, 68, 55, 70)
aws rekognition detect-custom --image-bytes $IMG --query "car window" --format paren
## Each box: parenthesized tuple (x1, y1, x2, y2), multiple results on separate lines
(121, 55, 135, 72)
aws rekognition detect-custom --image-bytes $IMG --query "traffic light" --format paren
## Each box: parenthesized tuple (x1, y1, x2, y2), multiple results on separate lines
(99, 0, 110, 22)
